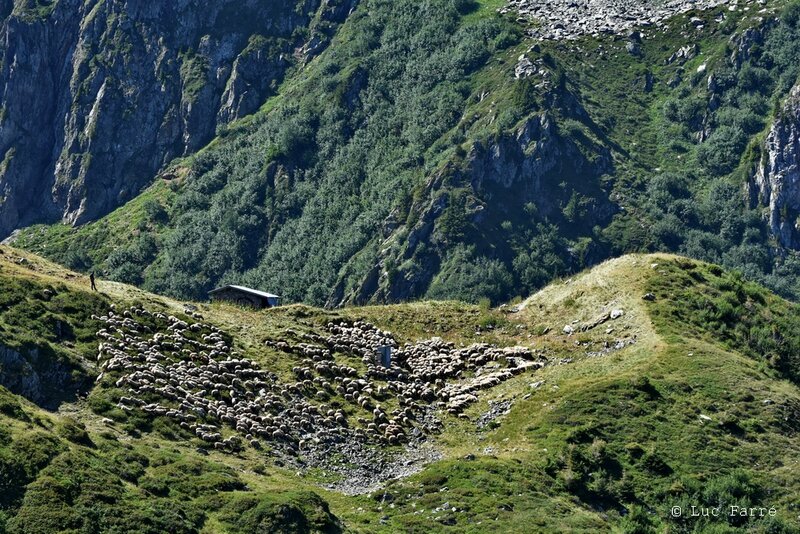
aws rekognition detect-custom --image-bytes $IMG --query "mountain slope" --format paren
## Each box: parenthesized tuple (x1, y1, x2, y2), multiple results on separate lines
(0, 0, 355, 236)
(12, 0, 800, 309)
(0, 247, 798, 532)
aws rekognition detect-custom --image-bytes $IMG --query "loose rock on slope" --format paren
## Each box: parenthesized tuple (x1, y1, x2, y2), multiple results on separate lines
(504, 0, 749, 40)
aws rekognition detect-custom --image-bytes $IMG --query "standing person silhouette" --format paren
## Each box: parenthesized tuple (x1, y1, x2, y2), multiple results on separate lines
(90, 271, 97, 291)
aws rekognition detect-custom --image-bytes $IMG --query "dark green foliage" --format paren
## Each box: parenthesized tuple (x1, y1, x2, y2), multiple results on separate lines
(511, 224, 569, 295)
(0, 277, 106, 348)
(436, 190, 472, 244)
(140, 0, 518, 304)
(0, 432, 63, 509)
(620, 12, 800, 300)
(56, 418, 93, 447)
(219, 492, 341, 534)
(376, 456, 561, 530)
(428, 245, 514, 304)
(782, 1, 800, 27)
(619, 505, 658, 534)
(110, 450, 149, 483)
(665, 472, 791, 532)
(142, 199, 168, 224)
(138, 458, 246, 499)
(511, 78, 540, 113)
(107, 232, 159, 286)
(0, 394, 342, 534)
(22, 0, 520, 306)
(1, 436, 271, 534)
(178, 50, 209, 103)
(0, 389, 27, 421)
(662, 96, 705, 127)
(547, 438, 626, 507)
(6, 450, 203, 534)
(696, 126, 748, 175)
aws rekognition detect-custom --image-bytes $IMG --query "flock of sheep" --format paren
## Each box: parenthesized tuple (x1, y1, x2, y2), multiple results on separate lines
(94, 306, 546, 457)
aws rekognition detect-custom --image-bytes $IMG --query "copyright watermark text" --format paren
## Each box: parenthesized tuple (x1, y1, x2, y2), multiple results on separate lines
(670, 505, 778, 518)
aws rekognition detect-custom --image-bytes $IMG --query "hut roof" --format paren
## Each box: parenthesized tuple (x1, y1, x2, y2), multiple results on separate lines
(208, 285, 280, 299)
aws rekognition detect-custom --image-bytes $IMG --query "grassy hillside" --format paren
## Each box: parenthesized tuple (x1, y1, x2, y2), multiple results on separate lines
(13, 0, 800, 308)
(0, 247, 799, 532)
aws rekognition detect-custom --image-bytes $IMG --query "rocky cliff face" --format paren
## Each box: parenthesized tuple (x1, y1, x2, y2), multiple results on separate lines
(0, 344, 79, 409)
(752, 84, 800, 249)
(338, 113, 615, 306)
(0, 0, 339, 238)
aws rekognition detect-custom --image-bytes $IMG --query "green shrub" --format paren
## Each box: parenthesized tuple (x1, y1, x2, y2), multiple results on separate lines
(0, 389, 28, 421)
(697, 126, 747, 176)
(219, 492, 340, 534)
(647, 260, 800, 384)
(56, 418, 93, 447)
(781, 1, 800, 27)
(427, 245, 514, 305)
(112, 450, 149, 482)
(143, 199, 168, 224)
(0, 432, 64, 508)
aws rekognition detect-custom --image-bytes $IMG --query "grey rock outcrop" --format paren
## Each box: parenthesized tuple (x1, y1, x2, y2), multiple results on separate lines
(0, 344, 77, 409)
(729, 18, 777, 69)
(504, 0, 745, 41)
(667, 43, 698, 65)
(463, 112, 613, 224)
(217, 39, 287, 125)
(0, 0, 331, 238)
(467, 114, 562, 195)
(752, 84, 800, 249)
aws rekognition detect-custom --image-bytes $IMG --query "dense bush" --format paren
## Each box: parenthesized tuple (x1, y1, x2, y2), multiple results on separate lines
(0, 275, 107, 408)
(0, 389, 27, 421)
(0, 432, 64, 509)
(666, 472, 793, 532)
(219, 492, 341, 534)
(164, 3, 489, 298)
(59, 0, 522, 305)
(428, 245, 514, 304)
(640, 11, 800, 300)
(696, 125, 747, 175)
